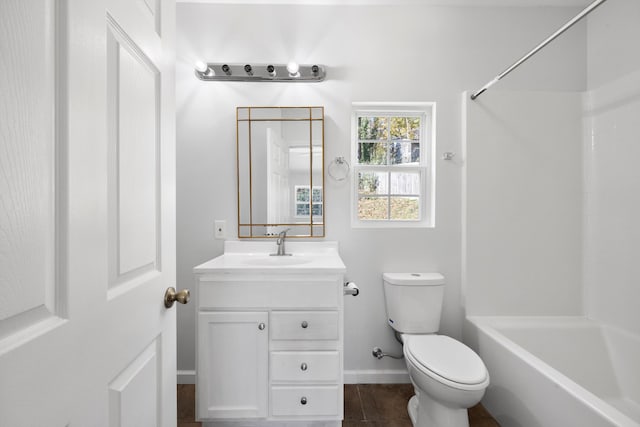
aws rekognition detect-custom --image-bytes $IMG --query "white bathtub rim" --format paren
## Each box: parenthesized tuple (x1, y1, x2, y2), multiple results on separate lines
(467, 315, 640, 427)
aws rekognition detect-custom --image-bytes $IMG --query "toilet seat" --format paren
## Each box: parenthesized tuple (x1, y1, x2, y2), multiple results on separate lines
(404, 335, 489, 391)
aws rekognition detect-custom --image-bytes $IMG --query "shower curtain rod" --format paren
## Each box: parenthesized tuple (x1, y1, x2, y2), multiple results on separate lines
(470, 0, 608, 100)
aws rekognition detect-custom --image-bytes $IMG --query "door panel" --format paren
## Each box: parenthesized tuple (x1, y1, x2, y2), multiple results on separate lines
(0, 0, 62, 342)
(109, 338, 161, 427)
(107, 16, 161, 288)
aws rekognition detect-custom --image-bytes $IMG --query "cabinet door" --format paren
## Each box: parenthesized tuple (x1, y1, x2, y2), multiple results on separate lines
(197, 311, 268, 420)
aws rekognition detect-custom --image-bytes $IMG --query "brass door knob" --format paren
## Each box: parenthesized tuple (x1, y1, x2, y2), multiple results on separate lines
(164, 287, 191, 308)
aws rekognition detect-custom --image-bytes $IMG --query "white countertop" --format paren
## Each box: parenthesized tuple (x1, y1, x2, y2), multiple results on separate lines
(193, 241, 346, 274)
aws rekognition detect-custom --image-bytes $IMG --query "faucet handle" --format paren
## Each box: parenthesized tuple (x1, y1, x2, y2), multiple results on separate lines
(278, 228, 291, 239)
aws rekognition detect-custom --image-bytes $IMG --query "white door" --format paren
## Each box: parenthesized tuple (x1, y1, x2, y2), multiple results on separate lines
(266, 128, 290, 230)
(0, 0, 178, 426)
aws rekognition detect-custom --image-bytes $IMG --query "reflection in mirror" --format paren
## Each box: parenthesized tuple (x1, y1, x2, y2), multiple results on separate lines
(237, 107, 324, 238)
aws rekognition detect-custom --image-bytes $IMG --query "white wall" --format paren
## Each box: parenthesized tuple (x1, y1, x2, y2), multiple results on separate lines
(464, 91, 584, 316)
(176, 2, 586, 380)
(584, 0, 640, 335)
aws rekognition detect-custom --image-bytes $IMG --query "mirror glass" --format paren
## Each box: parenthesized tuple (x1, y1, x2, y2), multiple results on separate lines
(237, 107, 324, 238)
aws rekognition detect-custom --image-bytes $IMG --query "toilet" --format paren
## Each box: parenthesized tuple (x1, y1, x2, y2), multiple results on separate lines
(383, 273, 489, 427)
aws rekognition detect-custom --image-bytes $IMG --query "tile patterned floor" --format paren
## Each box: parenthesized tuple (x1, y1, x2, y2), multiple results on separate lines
(178, 384, 500, 426)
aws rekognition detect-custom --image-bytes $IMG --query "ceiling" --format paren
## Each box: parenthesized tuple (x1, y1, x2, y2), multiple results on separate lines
(176, 0, 593, 6)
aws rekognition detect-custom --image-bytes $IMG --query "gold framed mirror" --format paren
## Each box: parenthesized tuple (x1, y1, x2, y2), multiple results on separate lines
(237, 107, 325, 238)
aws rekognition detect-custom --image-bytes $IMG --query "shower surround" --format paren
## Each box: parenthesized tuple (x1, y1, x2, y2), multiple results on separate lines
(463, 2, 640, 424)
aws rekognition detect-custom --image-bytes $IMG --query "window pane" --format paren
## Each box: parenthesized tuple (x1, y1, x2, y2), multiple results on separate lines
(390, 172, 420, 195)
(358, 116, 388, 140)
(358, 171, 388, 195)
(358, 196, 389, 220)
(390, 197, 419, 220)
(390, 141, 420, 165)
(312, 203, 323, 216)
(358, 142, 387, 165)
(312, 188, 322, 202)
(297, 203, 310, 216)
(296, 187, 309, 202)
(390, 116, 420, 140)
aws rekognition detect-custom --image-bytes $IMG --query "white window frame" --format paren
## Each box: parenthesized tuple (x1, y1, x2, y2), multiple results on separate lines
(351, 102, 435, 228)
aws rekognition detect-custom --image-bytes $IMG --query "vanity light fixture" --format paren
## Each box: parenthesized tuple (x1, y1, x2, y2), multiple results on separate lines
(194, 62, 326, 82)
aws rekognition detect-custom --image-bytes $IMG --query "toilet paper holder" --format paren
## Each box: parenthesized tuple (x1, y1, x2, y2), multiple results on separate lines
(343, 282, 359, 296)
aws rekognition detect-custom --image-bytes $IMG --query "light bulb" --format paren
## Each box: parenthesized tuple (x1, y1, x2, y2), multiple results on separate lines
(195, 61, 208, 73)
(286, 61, 300, 76)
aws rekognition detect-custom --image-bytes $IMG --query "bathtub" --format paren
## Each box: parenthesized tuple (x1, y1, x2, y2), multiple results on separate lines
(464, 316, 640, 427)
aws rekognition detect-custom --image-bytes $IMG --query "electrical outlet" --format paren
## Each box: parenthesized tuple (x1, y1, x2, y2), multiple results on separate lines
(214, 220, 226, 239)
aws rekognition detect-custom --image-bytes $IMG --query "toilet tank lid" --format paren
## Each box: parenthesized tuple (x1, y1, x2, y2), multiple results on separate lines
(383, 272, 445, 286)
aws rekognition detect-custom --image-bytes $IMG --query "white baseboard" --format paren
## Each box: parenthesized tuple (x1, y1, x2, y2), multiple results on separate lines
(178, 369, 409, 385)
(177, 369, 196, 384)
(344, 369, 410, 384)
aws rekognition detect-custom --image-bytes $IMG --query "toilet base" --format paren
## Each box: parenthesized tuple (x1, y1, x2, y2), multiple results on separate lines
(407, 394, 470, 427)
(408, 395, 419, 426)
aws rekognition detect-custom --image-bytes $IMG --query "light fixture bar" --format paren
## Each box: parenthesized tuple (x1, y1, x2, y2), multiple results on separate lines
(194, 63, 326, 82)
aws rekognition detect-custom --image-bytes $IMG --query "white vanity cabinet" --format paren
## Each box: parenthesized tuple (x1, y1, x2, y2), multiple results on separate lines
(194, 242, 347, 426)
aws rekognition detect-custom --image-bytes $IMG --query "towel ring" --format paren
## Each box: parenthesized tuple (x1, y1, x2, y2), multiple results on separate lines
(328, 156, 350, 181)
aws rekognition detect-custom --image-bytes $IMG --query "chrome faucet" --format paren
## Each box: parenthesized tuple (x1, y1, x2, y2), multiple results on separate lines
(272, 228, 292, 256)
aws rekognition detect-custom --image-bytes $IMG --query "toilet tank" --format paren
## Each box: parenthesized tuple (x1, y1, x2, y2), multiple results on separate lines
(383, 272, 445, 334)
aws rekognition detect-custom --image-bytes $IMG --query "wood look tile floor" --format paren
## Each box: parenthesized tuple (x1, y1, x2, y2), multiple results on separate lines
(178, 384, 500, 426)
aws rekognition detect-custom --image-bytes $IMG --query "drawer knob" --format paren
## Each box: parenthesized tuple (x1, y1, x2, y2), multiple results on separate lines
(300, 396, 307, 405)
(300, 363, 308, 371)
(301, 321, 309, 329)
(258, 323, 266, 330)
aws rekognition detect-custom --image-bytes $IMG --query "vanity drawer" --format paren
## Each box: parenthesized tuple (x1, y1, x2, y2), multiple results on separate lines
(270, 311, 339, 341)
(271, 385, 340, 417)
(271, 351, 340, 382)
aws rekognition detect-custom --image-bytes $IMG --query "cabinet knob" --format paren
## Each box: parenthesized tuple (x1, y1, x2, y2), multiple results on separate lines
(258, 322, 266, 330)
(300, 363, 308, 371)
(301, 321, 309, 329)
(300, 396, 307, 405)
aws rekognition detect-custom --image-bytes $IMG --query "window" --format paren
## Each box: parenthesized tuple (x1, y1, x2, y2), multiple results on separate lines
(351, 103, 434, 227)
(295, 185, 323, 218)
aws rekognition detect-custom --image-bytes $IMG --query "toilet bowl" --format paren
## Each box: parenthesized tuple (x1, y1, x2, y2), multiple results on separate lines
(403, 334, 489, 427)
(382, 273, 490, 427)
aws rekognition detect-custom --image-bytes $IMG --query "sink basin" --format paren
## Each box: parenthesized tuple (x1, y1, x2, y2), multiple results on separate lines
(242, 256, 312, 266)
